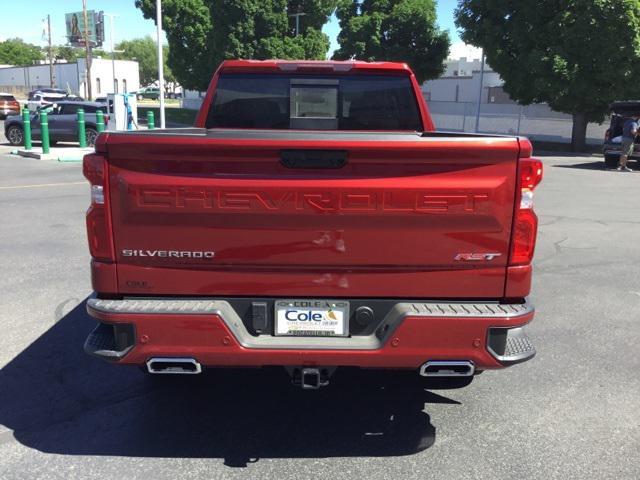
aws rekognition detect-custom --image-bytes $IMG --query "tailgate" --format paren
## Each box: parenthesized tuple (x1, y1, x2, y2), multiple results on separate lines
(105, 131, 521, 298)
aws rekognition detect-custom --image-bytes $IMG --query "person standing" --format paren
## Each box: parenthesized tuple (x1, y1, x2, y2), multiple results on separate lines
(618, 114, 639, 172)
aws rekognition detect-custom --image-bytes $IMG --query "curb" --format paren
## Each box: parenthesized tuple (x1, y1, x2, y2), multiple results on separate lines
(15, 147, 94, 162)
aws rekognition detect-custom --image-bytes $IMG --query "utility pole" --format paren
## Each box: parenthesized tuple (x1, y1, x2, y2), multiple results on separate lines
(82, 0, 93, 100)
(47, 15, 55, 87)
(156, 0, 165, 128)
(105, 13, 119, 93)
(474, 49, 485, 133)
(288, 6, 306, 36)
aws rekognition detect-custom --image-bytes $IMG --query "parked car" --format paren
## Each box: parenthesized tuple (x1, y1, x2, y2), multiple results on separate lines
(602, 101, 640, 169)
(4, 101, 108, 147)
(27, 92, 82, 112)
(27, 88, 68, 100)
(136, 87, 161, 100)
(0, 93, 20, 119)
(82, 59, 543, 391)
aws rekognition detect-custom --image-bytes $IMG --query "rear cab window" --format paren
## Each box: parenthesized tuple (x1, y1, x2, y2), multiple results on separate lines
(1, 95, 17, 101)
(206, 73, 423, 131)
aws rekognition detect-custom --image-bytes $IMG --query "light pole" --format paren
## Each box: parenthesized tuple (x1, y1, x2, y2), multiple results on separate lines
(46, 15, 55, 87)
(82, 0, 92, 99)
(288, 6, 306, 36)
(156, 0, 165, 128)
(104, 13, 121, 94)
(474, 49, 485, 133)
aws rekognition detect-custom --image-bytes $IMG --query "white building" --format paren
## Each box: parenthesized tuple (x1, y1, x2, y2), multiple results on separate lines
(423, 57, 509, 104)
(443, 56, 483, 77)
(0, 58, 140, 99)
(182, 89, 205, 110)
(422, 50, 606, 145)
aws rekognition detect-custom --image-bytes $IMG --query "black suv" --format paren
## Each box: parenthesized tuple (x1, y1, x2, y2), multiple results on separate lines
(603, 101, 640, 169)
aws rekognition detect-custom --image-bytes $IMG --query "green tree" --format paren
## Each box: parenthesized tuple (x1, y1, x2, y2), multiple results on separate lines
(53, 45, 108, 62)
(54, 45, 84, 62)
(456, 0, 640, 151)
(115, 36, 173, 87)
(332, 0, 450, 83)
(0, 38, 42, 66)
(134, 0, 337, 91)
(53, 45, 84, 62)
(163, 46, 177, 86)
(91, 48, 109, 58)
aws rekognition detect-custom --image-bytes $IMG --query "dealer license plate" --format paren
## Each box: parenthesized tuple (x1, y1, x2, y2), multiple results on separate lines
(274, 299, 349, 337)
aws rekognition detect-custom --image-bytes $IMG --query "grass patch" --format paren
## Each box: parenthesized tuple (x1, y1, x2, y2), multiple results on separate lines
(137, 98, 181, 106)
(137, 106, 198, 127)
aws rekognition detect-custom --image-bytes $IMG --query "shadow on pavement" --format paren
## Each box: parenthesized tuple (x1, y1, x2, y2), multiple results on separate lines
(552, 161, 606, 170)
(0, 141, 83, 149)
(536, 151, 600, 158)
(553, 160, 640, 171)
(0, 299, 462, 466)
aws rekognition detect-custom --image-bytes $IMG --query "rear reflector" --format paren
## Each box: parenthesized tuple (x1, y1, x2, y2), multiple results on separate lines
(509, 158, 543, 267)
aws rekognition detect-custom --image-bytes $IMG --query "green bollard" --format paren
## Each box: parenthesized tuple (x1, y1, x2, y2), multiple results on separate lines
(22, 108, 32, 150)
(147, 110, 155, 130)
(77, 108, 86, 148)
(40, 110, 50, 154)
(96, 110, 105, 133)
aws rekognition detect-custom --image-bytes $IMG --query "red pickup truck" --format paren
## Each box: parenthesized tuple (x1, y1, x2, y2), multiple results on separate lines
(82, 60, 542, 389)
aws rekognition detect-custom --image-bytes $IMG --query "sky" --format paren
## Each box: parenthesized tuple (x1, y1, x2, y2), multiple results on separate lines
(0, 0, 480, 60)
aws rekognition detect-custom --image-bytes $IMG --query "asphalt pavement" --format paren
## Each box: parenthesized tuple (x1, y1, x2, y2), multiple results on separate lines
(0, 147, 638, 480)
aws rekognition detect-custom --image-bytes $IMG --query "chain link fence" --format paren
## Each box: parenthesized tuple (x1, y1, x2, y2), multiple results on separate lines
(426, 100, 607, 145)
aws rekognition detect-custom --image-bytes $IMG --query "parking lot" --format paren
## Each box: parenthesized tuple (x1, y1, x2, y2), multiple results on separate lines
(0, 139, 639, 479)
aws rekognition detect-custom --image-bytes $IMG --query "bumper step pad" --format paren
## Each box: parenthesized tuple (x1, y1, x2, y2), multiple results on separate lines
(487, 327, 536, 365)
(84, 322, 135, 360)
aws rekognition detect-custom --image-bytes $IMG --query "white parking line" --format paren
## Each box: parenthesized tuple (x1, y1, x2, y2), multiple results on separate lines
(0, 181, 86, 190)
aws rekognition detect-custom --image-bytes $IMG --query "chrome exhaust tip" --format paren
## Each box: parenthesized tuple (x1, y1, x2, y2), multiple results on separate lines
(419, 360, 475, 377)
(146, 357, 202, 374)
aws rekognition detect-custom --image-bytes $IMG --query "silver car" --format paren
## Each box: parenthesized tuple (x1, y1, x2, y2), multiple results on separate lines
(4, 101, 108, 147)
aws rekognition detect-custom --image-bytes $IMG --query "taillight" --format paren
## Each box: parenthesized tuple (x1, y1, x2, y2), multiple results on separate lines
(83, 154, 114, 261)
(604, 129, 611, 142)
(509, 155, 543, 266)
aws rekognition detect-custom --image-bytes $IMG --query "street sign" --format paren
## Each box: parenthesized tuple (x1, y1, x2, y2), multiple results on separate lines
(65, 10, 104, 47)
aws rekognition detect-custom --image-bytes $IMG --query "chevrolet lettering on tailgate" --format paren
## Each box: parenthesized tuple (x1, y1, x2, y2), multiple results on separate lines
(135, 188, 490, 214)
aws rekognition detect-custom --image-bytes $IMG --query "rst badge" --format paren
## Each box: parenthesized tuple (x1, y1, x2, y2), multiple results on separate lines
(454, 253, 502, 261)
(274, 299, 349, 337)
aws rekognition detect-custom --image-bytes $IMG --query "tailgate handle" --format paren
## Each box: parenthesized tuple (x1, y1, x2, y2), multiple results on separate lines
(280, 150, 348, 169)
